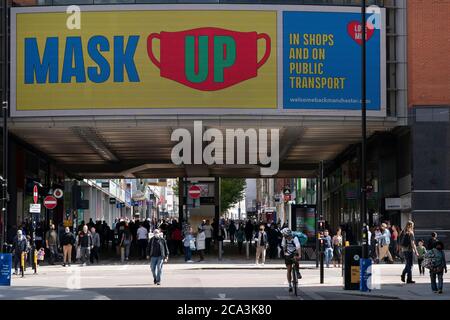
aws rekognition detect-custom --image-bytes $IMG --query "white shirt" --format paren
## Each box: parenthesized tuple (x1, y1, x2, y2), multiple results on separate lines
(137, 227, 148, 240)
(203, 225, 213, 238)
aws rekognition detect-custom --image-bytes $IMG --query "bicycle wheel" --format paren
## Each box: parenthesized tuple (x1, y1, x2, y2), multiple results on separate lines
(292, 265, 298, 296)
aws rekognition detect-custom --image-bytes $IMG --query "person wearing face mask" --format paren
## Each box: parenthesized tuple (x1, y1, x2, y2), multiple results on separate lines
(61, 227, 76, 267)
(45, 224, 60, 265)
(255, 224, 268, 266)
(76, 225, 93, 266)
(12, 230, 28, 276)
(146, 229, 169, 285)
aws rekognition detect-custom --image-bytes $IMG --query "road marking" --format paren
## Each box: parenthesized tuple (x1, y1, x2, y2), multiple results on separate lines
(300, 289, 325, 300)
(276, 295, 304, 300)
(23, 295, 68, 300)
(212, 293, 233, 300)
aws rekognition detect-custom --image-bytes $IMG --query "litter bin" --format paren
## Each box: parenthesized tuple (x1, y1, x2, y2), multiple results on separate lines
(343, 245, 362, 290)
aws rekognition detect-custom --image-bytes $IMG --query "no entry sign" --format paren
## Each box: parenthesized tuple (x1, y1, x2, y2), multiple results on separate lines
(33, 185, 38, 204)
(43, 196, 57, 210)
(188, 185, 202, 199)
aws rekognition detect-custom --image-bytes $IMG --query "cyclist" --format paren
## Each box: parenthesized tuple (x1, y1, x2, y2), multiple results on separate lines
(281, 228, 302, 293)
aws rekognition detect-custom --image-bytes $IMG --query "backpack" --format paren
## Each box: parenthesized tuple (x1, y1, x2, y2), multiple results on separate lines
(422, 249, 444, 271)
(399, 231, 411, 248)
(292, 231, 308, 246)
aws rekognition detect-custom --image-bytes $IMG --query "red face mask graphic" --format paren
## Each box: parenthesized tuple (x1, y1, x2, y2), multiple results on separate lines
(147, 27, 271, 91)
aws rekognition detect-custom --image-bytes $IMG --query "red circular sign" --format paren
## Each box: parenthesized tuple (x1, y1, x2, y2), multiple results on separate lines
(188, 185, 202, 199)
(44, 196, 58, 209)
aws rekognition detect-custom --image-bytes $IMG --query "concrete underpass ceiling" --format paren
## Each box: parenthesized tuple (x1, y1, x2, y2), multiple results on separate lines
(8, 117, 398, 178)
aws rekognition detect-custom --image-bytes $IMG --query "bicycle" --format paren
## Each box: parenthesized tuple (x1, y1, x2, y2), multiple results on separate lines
(287, 256, 301, 296)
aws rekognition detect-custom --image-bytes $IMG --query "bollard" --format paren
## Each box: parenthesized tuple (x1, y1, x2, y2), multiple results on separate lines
(219, 241, 223, 261)
(319, 239, 324, 284)
(20, 252, 25, 277)
(246, 241, 250, 260)
(33, 249, 38, 274)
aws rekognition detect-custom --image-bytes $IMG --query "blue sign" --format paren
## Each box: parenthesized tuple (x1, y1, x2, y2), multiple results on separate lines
(360, 258, 372, 292)
(283, 11, 382, 110)
(0, 254, 12, 286)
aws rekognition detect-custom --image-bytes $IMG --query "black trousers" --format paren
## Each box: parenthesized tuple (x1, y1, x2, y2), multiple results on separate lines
(138, 239, 148, 258)
(418, 258, 425, 274)
(90, 246, 99, 263)
(14, 254, 22, 272)
(205, 238, 212, 254)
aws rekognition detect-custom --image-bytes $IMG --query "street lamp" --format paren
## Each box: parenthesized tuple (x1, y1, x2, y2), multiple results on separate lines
(1, 0, 9, 253)
(360, 0, 369, 260)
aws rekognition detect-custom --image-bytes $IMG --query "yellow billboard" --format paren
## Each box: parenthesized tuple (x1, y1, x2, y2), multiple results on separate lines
(14, 8, 277, 112)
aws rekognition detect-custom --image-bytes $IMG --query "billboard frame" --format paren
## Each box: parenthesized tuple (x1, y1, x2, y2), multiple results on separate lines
(10, 4, 386, 118)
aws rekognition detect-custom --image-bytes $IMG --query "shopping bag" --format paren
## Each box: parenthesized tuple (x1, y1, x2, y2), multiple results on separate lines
(189, 239, 196, 251)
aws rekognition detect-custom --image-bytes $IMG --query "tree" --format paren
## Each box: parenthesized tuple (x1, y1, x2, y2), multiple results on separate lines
(220, 178, 246, 214)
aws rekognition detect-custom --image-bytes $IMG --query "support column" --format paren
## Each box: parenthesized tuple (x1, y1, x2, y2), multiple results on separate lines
(215, 177, 221, 260)
(178, 177, 184, 223)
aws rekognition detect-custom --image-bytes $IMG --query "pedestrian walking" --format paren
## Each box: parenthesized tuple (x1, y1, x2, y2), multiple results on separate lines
(332, 228, 343, 268)
(323, 230, 333, 268)
(417, 240, 427, 275)
(196, 226, 206, 262)
(236, 224, 245, 254)
(374, 226, 381, 262)
(390, 225, 400, 261)
(203, 220, 213, 254)
(427, 232, 439, 250)
(45, 224, 60, 265)
(427, 241, 447, 294)
(228, 220, 236, 245)
(267, 224, 279, 259)
(399, 221, 419, 284)
(183, 227, 194, 263)
(171, 225, 183, 256)
(12, 230, 27, 276)
(90, 227, 101, 264)
(120, 223, 133, 262)
(255, 224, 268, 266)
(137, 223, 149, 260)
(61, 227, 75, 267)
(146, 229, 169, 285)
(77, 225, 93, 266)
(376, 223, 394, 264)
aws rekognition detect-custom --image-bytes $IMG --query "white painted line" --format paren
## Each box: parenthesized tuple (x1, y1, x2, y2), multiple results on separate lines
(276, 295, 304, 300)
(212, 293, 233, 300)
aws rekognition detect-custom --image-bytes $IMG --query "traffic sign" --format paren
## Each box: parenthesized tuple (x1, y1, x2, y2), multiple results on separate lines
(29, 203, 41, 213)
(33, 185, 38, 204)
(188, 185, 202, 199)
(53, 188, 64, 199)
(43, 196, 57, 210)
